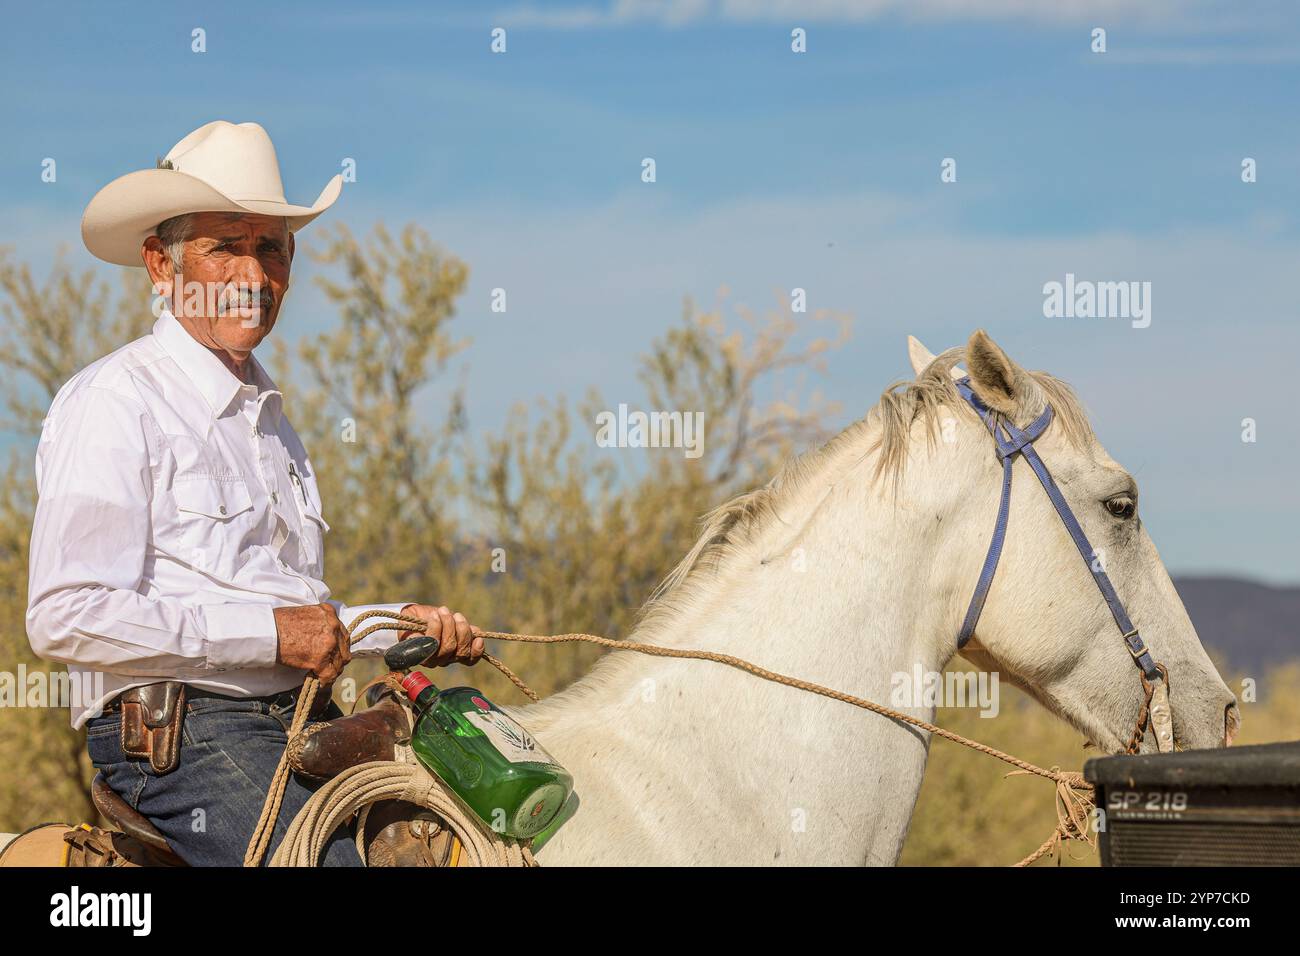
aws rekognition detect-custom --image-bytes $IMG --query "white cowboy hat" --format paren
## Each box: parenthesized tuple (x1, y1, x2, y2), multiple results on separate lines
(81, 120, 342, 267)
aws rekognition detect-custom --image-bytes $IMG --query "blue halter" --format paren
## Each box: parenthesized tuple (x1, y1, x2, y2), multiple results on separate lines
(953, 376, 1162, 683)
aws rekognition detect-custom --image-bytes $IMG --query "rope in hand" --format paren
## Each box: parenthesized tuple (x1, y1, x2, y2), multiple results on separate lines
(244, 609, 430, 867)
(246, 610, 1099, 867)
(246, 610, 537, 867)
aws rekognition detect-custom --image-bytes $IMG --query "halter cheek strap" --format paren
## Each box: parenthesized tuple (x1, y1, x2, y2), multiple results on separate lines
(953, 377, 1162, 685)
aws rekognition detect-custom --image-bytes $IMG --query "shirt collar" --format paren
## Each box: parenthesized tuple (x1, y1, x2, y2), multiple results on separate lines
(152, 310, 282, 422)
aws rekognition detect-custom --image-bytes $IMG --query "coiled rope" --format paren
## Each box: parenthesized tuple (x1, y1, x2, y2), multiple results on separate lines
(249, 610, 1102, 867)
(270, 758, 535, 867)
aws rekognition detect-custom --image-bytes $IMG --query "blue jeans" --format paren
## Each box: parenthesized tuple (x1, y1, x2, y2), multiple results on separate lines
(86, 693, 363, 867)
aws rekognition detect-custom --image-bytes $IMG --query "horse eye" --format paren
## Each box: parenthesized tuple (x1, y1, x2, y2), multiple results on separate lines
(1104, 495, 1136, 520)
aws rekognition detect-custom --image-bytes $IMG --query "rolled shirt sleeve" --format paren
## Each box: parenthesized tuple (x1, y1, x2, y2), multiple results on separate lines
(26, 385, 280, 675)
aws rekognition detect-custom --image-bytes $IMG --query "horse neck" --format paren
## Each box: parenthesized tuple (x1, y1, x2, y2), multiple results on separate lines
(521, 437, 961, 865)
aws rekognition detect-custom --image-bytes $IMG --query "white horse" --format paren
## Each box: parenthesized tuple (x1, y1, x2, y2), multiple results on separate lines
(521, 330, 1238, 866)
(0, 330, 1238, 865)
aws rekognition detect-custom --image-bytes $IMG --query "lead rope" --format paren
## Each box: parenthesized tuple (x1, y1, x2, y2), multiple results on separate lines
(477, 629, 1122, 867)
(248, 611, 1150, 867)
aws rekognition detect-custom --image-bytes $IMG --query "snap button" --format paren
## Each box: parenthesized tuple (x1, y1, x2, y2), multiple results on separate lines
(271, 492, 279, 504)
(218, 505, 227, 515)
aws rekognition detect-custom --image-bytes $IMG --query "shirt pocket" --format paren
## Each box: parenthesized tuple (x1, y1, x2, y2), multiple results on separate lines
(291, 489, 329, 576)
(173, 476, 258, 579)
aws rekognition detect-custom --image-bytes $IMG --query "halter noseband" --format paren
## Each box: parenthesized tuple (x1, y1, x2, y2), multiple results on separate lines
(953, 376, 1173, 753)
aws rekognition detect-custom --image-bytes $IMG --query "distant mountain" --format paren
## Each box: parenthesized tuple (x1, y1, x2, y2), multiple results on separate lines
(1173, 576, 1300, 673)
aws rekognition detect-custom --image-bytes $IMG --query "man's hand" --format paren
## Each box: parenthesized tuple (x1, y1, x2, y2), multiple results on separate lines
(274, 603, 351, 684)
(398, 604, 485, 668)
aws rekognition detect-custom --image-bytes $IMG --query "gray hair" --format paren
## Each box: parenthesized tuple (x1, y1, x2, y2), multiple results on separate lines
(155, 213, 192, 272)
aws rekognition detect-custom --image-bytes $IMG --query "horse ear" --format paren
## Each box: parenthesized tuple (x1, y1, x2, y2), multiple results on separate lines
(907, 335, 935, 376)
(965, 329, 1030, 415)
(907, 335, 966, 380)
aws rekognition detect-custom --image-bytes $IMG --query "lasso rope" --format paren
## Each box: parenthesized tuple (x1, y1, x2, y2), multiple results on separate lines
(248, 610, 1104, 867)
(244, 610, 434, 867)
(270, 759, 535, 867)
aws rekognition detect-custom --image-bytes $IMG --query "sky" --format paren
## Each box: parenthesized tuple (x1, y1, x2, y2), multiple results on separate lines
(1, 0, 1297, 583)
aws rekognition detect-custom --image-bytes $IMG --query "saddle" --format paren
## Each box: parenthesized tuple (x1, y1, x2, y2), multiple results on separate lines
(91, 685, 437, 865)
(287, 685, 411, 780)
(89, 776, 186, 866)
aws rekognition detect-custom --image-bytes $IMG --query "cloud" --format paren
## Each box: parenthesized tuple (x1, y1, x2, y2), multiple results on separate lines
(495, 0, 1202, 29)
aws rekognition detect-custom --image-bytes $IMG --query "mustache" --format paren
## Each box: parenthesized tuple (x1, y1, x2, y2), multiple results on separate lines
(214, 284, 276, 316)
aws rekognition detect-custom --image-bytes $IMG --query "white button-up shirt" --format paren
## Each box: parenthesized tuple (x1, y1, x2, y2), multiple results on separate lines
(27, 311, 409, 728)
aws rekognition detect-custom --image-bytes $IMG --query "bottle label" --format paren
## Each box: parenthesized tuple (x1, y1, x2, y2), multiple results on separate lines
(466, 709, 557, 766)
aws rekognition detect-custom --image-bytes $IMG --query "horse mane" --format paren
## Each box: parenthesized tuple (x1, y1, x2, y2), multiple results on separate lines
(520, 346, 1098, 728)
(639, 347, 1096, 630)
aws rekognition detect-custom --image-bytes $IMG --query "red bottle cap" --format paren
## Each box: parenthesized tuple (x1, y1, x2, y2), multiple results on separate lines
(401, 671, 434, 700)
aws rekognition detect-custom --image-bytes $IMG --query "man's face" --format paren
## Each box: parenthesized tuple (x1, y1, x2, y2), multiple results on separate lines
(144, 211, 294, 359)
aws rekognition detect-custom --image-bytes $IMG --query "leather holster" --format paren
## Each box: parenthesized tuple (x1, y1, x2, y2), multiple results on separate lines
(119, 682, 186, 774)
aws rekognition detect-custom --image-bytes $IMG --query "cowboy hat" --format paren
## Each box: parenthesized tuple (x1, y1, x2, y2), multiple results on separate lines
(81, 120, 342, 267)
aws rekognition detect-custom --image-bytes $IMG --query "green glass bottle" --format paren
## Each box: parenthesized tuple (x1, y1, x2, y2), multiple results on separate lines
(401, 671, 573, 840)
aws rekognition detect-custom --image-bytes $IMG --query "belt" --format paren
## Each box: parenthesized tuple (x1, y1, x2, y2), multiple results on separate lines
(101, 683, 325, 716)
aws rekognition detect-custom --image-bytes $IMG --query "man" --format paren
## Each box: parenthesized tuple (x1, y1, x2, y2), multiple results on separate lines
(27, 120, 481, 866)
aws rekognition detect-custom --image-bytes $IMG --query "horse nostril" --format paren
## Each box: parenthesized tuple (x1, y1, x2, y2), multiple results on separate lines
(1224, 701, 1240, 747)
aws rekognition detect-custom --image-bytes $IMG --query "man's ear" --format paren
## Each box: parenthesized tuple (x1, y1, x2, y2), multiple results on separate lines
(965, 329, 1032, 415)
(140, 236, 175, 294)
(287, 230, 295, 265)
